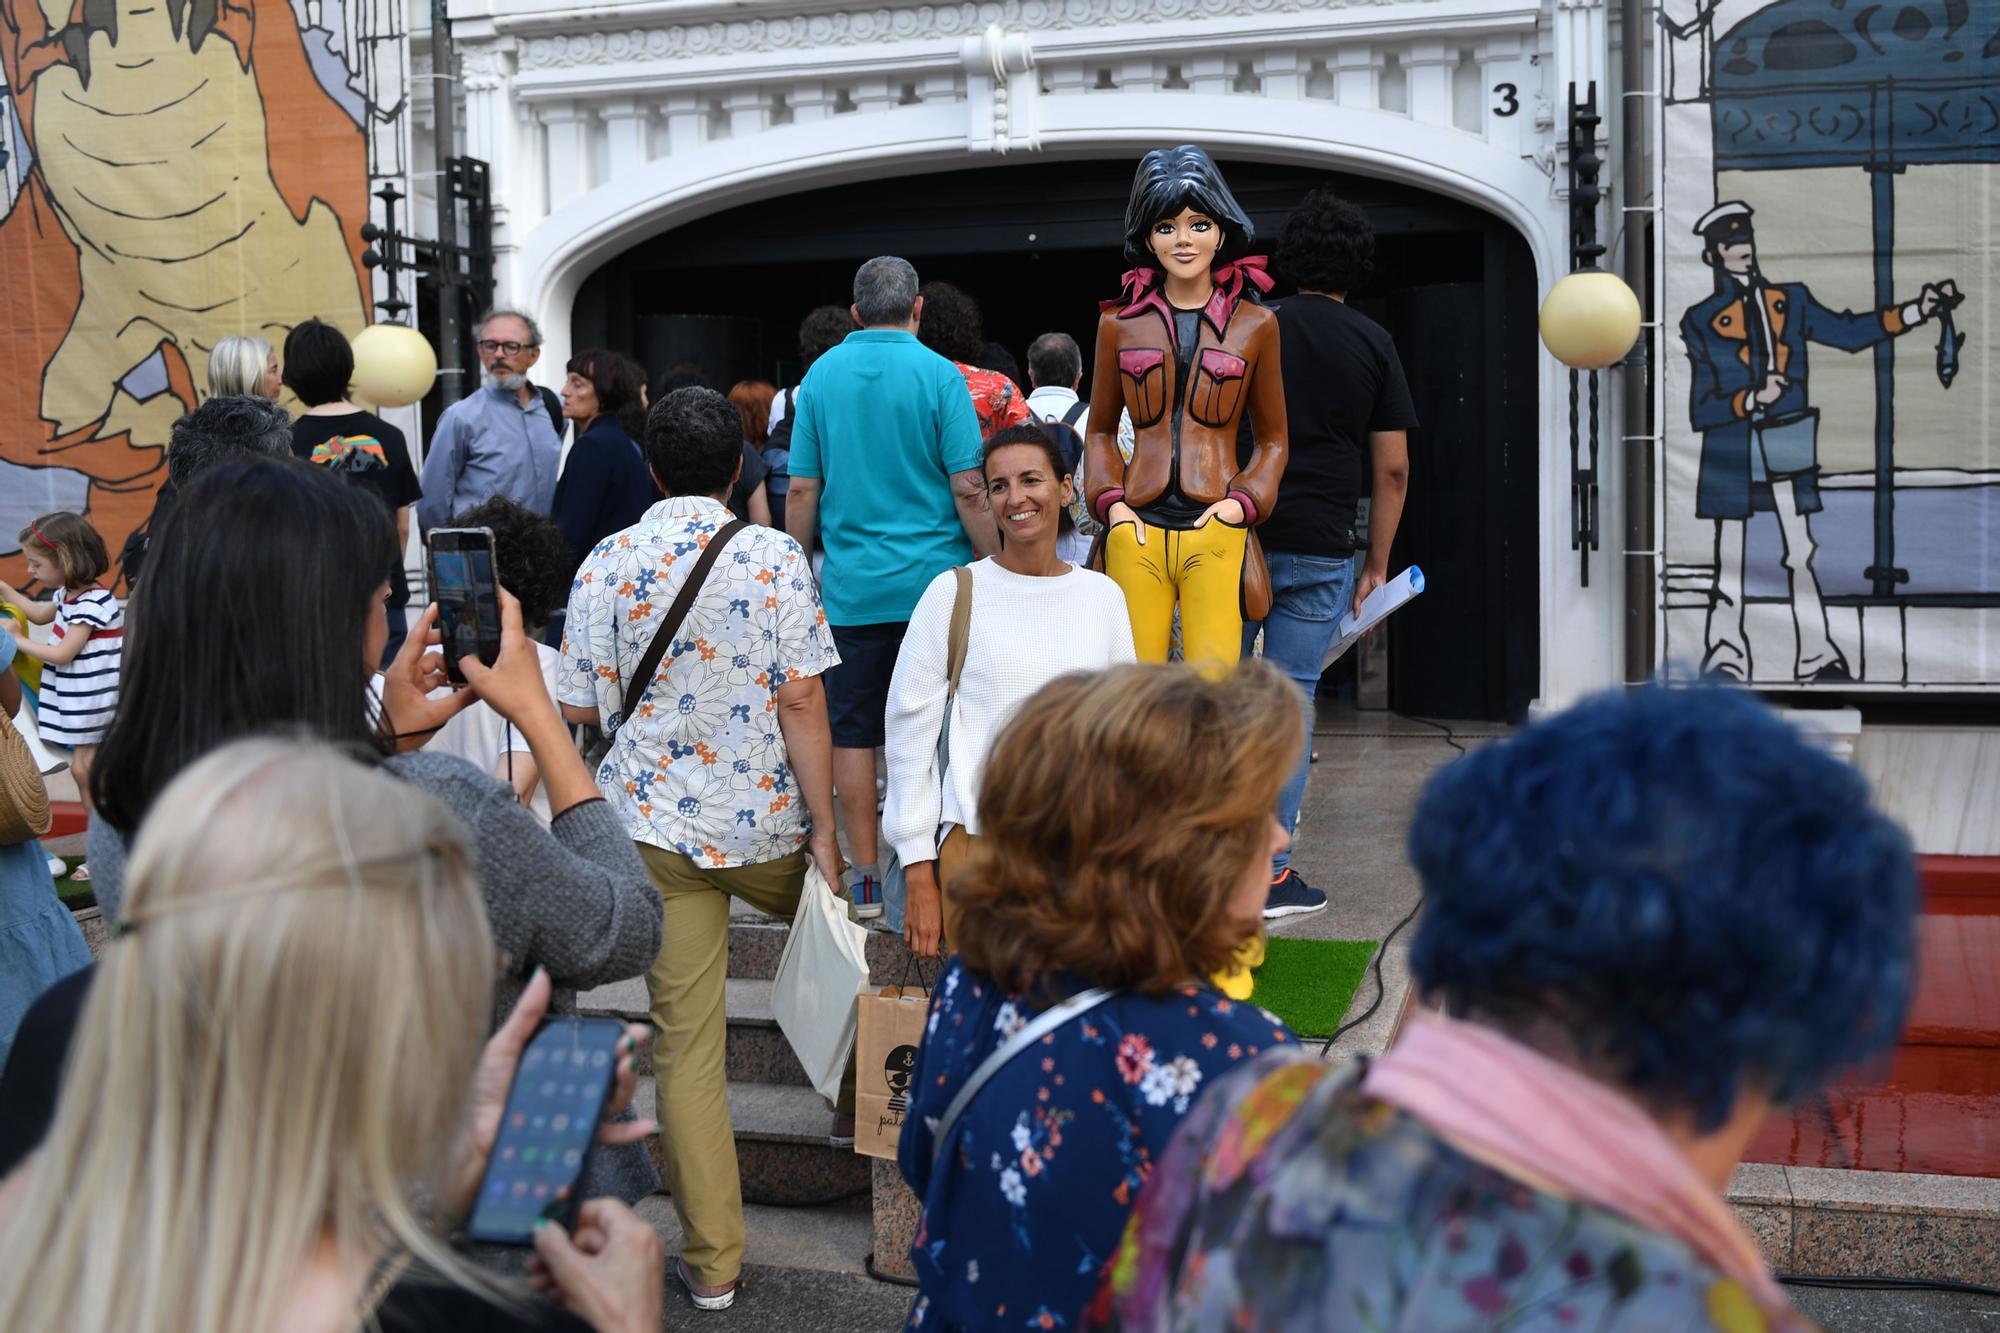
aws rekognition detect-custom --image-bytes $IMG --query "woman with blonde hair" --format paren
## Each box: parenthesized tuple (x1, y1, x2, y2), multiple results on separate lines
(894, 661, 1299, 1333)
(0, 738, 663, 1333)
(207, 333, 282, 400)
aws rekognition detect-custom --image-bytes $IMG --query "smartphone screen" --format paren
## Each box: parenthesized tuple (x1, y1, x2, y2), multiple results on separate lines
(426, 526, 502, 687)
(465, 1016, 626, 1246)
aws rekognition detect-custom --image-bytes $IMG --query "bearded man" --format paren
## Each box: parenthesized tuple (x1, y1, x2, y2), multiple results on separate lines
(416, 309, 564, 531)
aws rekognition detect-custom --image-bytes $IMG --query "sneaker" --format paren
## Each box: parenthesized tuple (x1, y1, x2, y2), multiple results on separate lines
(847, 868, 883, 920)
(1263, 869, 1327, 920)
(675, 1256, 738, 1311)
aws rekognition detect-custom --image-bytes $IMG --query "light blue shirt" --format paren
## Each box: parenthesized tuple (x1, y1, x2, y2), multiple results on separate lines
(788, 329, 984, 625)
(417, 384, 562, 530)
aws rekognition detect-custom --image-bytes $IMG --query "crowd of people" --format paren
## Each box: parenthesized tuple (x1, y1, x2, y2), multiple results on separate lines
(0, 169, 1924, 1333)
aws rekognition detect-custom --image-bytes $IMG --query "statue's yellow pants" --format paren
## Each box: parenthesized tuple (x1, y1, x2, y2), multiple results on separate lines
(1103, 519, 1247, 682)
(1104, 517, 1263, 994)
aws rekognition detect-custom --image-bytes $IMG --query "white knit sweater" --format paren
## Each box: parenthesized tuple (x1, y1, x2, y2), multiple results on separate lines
(883, 558, 1136, 866)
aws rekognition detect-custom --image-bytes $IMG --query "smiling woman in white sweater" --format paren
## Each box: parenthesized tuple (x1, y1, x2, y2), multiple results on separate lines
(884, 424, 1136, 957)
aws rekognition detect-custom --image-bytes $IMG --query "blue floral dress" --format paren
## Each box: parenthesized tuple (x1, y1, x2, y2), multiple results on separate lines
(897, 959, 1294, 1331)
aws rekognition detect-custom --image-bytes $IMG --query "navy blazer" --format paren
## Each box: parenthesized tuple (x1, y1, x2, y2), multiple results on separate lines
(1680, 278, 1906, 519)
(550, 416, 658, 571)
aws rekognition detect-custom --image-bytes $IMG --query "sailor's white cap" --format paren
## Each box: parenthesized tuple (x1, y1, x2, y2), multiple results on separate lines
(1694, 201, 1754, 239)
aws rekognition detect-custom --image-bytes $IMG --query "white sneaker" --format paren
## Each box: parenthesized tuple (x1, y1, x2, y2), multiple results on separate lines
(47, 855, 66, 879)
(675, 1256, 738, 1311)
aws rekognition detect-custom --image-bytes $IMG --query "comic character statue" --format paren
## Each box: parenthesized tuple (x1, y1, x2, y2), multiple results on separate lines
(1084, 145, 1288, 681)
(1682, 201, 1959, 682)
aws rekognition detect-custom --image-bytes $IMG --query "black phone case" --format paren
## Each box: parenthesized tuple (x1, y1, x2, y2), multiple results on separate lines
(464, 1016, 626, 1246)
(426, 529, 503, 686)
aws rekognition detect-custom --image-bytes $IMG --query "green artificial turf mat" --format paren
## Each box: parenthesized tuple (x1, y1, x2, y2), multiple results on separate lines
(52, 855, 93, 905)
(1251, 937, 1379, 1038)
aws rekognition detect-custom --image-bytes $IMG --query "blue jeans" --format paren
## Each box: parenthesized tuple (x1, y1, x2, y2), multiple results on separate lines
(1242, 550, 1357, 877)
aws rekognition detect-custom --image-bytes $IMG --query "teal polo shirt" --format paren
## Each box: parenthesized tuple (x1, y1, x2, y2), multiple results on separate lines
(789, 329, 985, 625)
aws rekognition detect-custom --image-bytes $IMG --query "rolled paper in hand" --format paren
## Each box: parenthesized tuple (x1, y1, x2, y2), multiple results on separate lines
(1323, 566, 1425, 671)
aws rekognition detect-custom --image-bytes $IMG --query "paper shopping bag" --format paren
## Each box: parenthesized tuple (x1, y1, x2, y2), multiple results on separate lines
(770, 863, 871, 1103)
(853, 985, 931, 1160)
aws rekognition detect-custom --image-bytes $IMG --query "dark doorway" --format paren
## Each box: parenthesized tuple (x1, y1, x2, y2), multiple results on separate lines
(574, 156, 1540, 720)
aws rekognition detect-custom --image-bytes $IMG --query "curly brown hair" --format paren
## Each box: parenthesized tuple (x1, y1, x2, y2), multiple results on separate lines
(951, 661, 1302, 997)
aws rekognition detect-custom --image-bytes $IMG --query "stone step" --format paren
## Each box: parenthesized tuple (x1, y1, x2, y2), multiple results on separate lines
(635, 1191, 918, 1329)
(636, 1076, 872, 1207)
(729, 914, 931, 988)
(577, 977, 814, 1088)
(634, 1193, 878, 1279)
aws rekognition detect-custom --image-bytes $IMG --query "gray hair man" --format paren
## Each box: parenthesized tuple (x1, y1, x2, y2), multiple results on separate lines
(784, 255, 995, 909)
(415, 307, 563, 530)
(1024, 331, 1089, 431)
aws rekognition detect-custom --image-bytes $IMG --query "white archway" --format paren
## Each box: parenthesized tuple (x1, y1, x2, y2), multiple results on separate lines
(515, 96, 1618, 707)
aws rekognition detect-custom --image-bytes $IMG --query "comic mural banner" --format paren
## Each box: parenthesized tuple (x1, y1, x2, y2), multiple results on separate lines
(1659, 0, 2000, 688)
(0, 0, 406, 591)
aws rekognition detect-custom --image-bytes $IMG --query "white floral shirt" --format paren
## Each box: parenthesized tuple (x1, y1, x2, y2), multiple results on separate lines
(558, 495, 838, 867)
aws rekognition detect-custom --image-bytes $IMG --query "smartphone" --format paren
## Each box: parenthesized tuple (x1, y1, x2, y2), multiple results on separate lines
(465, 1015, 627, 1246)
(426, 526, 502, 687)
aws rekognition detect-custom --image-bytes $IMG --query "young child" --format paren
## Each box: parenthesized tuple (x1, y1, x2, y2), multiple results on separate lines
(1, 514, 122, 875)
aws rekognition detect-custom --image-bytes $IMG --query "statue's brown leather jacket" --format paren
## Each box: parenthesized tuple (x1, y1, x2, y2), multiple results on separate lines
(1082, 273, 1289, 527)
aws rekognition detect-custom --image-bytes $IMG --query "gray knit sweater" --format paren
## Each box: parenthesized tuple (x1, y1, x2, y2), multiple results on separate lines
(88, 750, 666, 1205)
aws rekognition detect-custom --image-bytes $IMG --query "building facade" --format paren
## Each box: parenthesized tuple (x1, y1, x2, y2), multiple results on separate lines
(412, 0, 1639, 715)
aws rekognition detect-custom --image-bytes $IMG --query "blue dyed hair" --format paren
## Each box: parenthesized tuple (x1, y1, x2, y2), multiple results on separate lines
(1408, 685, 1917, 1132)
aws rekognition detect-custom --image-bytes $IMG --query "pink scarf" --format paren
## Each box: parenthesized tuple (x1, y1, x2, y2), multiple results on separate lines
(1363, 1012, 1793, 1317)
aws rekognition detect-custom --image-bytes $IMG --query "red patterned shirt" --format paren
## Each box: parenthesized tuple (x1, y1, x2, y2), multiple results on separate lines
(954, 362, 1030, 438)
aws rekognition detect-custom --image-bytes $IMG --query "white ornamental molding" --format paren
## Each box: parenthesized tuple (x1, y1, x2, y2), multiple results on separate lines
(516, 0, 1398, 71)
(961, 22, 1037, 152)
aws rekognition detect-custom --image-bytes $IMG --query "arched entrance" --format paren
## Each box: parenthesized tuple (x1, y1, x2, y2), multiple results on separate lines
(572, 156, 1536, 716)
(570, 155, 1541, 720)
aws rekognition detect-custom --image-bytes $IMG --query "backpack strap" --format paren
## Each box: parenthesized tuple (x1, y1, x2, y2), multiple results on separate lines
(615, 519, 749, 734)
(1060, 398, 1088, 429)
(927, 986, 1118, 1169)
(945, 565, 973, 698)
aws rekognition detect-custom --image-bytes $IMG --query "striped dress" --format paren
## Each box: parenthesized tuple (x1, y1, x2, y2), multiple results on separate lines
(38, 587, 122, 748)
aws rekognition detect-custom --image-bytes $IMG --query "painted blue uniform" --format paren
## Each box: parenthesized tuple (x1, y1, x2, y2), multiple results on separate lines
(1680, 278, 1908, 520)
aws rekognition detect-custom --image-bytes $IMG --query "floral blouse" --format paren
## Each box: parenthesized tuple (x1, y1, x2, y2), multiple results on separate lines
(1096, 1049, 1820, 1333)
(897, 959, 1293, 1332)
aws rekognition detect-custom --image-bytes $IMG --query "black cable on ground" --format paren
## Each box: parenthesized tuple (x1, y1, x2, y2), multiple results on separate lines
(1777, 1274, 2000, 1299)
(1318, 894, 1420, 1055)
(864, 1252, 921, 1287)
(1314, 711, 1465, 1055)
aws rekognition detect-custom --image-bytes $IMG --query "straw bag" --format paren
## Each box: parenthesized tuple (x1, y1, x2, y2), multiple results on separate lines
(0, 708, 52, 845)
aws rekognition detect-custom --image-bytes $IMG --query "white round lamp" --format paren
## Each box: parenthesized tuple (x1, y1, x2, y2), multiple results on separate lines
(1538, 271, 1643, 370)
(350, 322, 439, 408)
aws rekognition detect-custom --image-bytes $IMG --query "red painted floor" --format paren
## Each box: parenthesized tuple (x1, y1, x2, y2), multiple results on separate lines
(1747, 856, 2000, 1178)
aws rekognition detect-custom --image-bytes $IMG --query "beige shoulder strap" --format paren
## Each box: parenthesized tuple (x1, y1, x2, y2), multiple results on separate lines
(945, 565, 973, 697)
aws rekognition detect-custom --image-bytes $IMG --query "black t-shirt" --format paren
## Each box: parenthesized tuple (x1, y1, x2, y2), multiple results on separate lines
(730, 441, 769, 523)
(291, 410, 424, 606)
(1249, 295, 1418, 558)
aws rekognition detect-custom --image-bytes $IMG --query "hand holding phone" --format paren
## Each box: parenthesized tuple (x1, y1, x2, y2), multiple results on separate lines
(427, 527, 503, 687)
(446, 970, 653, 1242)
(466, 1014, 630, 1245)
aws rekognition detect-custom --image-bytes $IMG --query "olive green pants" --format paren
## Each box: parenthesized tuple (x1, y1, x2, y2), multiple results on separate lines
(638, 843, 857, 1286)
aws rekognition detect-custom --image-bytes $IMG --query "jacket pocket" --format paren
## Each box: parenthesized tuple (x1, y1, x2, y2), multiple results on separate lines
(1118, 347, 1169, 428)
(1188, 348, 1247, 427)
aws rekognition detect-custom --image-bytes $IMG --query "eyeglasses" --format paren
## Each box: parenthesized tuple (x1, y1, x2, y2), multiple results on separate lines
(477, 339, 533, 356)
